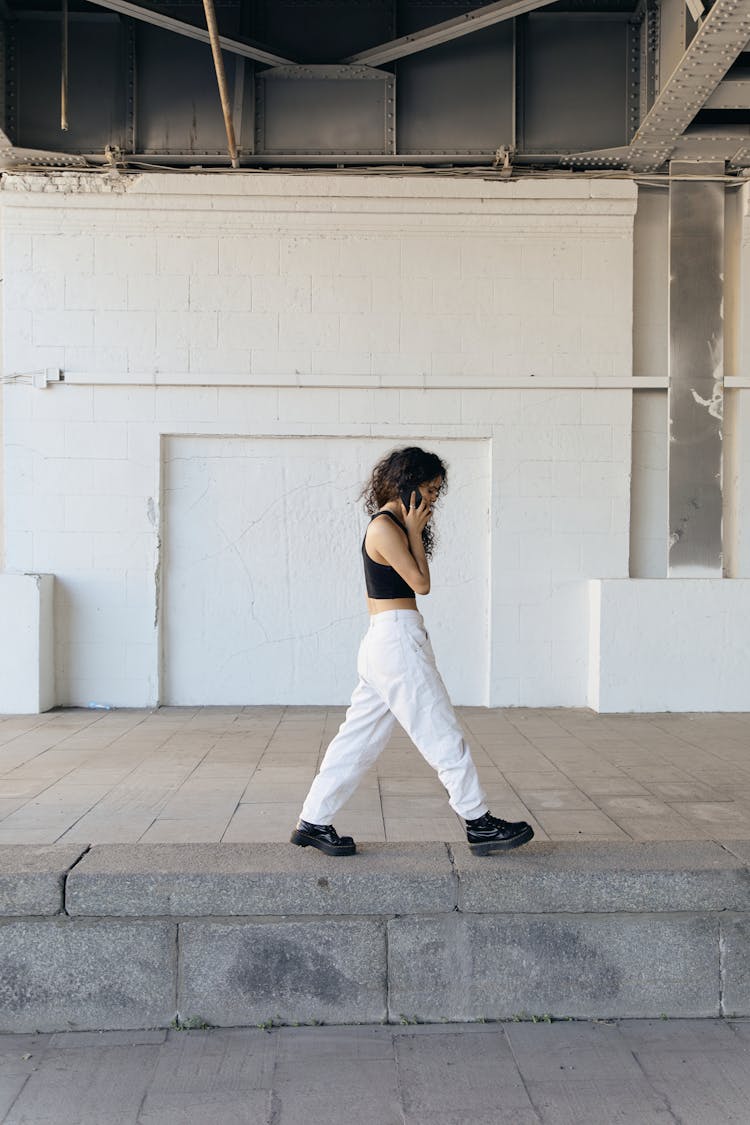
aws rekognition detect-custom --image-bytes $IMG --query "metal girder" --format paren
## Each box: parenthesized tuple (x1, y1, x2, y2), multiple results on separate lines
(558, 145, 630, 168)
(343, 0, 560, 67)
(672, 127, 750, 162)
(0, 127, 89, 168)
(704, 74, 750, 108)
(82, 0, 294, 67)
(628, 0, 750, 172)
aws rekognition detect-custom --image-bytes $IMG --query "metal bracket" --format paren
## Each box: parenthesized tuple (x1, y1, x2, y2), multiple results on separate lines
(33, 369, 64, 389)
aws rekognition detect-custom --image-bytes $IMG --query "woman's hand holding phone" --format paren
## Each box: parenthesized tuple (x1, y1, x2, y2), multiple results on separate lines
(400, 489, 432, 535)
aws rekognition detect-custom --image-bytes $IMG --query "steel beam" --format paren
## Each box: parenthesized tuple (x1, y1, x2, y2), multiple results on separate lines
(667, 160, 725, 576)
(82, 0, 294, 67)
(344, 0, 560, 67)
(628, 0, 750, 172)
(0, 127, 88, 168)
(704, 74, 750, 108)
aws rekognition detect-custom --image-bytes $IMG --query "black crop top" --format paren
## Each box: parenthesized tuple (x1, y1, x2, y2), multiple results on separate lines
(362, 511, 415, 599)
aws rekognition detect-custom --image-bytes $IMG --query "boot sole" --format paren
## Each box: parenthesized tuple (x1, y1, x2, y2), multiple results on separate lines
(290, 830, 356, 856)
(468, 825, 534, 856)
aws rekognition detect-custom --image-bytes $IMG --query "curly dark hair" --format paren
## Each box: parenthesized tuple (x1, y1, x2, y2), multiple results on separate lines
(360, 446, 448, 558)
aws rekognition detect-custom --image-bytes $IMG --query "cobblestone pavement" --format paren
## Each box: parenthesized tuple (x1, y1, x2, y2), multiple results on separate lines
(1, 706, 750, 846)
(1, 1019, 749, 1124)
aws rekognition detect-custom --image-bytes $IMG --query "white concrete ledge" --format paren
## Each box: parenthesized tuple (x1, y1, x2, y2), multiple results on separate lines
(589, 578, 750, 712)
(0, 573, 55, 714)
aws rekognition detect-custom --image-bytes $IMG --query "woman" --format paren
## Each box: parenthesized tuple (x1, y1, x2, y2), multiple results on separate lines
(291, 446, 533, 857)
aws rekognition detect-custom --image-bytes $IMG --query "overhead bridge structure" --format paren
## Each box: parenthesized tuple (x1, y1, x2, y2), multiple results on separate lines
(3, 0, 750, 173)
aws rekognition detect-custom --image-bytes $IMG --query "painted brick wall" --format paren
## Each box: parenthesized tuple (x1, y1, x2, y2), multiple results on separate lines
(1, 172, 636, 708)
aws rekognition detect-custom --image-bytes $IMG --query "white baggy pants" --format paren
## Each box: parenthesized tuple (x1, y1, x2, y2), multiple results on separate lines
(300, 609, 488, 824)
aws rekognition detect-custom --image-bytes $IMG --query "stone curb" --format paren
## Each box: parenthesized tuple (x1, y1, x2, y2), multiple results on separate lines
(64, 840, 750, 916)
(452, 840, 750, 913)
(64, 842, 456, 916)
(0, 841, 749, 1032)
(0, 845, 89, 917)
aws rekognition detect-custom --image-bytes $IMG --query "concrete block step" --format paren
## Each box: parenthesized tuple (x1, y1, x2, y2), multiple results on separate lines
(0, 840, 748, 1032)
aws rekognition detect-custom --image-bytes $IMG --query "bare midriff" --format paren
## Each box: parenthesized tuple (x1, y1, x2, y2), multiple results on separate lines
(366, 596, 418, 615)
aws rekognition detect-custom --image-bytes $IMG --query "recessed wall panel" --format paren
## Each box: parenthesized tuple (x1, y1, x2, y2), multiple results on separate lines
(162, 436, 490, 705)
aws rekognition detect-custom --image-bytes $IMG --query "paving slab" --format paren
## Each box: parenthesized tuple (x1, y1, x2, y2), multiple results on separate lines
(607, 1016, 741, 1053)
(2, 1018, 750, 1124)
(48, 1030, 167, 1048)
(2, 708, 750, 846)
(65, 842, 455, 916)
(525, 1078, 677, 1124)
(503, 1020, 644, 1083)
(452, 840, 750, 913)
(272, 1058, 403, 1125)
(148, 1028, 276, 1092)
(0, 845, 88, 916)
(394, 1029, 535, 1114)
(633, 1047, 750, 1122)
(137, 1089, 273, 1124)
(275, 1024, 394, 1061)
(3, 1044, 160, 1125)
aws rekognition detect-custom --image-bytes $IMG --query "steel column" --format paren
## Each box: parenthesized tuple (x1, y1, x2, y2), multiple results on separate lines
(667, 160, 725, 576)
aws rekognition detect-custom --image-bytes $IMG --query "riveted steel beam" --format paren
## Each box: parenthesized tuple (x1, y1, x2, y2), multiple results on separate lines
(0, 127, 88, 169)
(704, 74, 750, 107)
(628, 0, 750, 172)
(344, 0, 559, 67)
(82, 0, 294, 67)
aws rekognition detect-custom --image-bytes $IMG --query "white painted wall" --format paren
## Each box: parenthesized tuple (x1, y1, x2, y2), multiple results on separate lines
(1, 171, 638, 709)
(590, 578, 750, 712)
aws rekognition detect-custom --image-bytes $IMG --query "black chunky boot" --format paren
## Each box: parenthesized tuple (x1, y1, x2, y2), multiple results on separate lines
(465, 811, 534, 856)
(291, 819, 357, 856)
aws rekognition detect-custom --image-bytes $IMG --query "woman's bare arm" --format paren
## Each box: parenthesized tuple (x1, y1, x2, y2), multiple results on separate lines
(365, 497, 432, 594)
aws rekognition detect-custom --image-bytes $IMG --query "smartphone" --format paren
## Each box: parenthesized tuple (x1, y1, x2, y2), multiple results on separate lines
(400, 484, 423, 510)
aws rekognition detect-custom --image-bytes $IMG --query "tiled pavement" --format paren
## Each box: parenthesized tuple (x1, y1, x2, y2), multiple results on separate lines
(0, 706, 750, 846)
(3, 1019, 750, 1124)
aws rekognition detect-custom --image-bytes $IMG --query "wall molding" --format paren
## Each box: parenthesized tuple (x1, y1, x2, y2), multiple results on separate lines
(46, 373, 667, 390)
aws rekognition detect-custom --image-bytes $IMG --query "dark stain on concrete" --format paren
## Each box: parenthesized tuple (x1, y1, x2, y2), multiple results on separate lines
(228, 930, 357, 1003)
